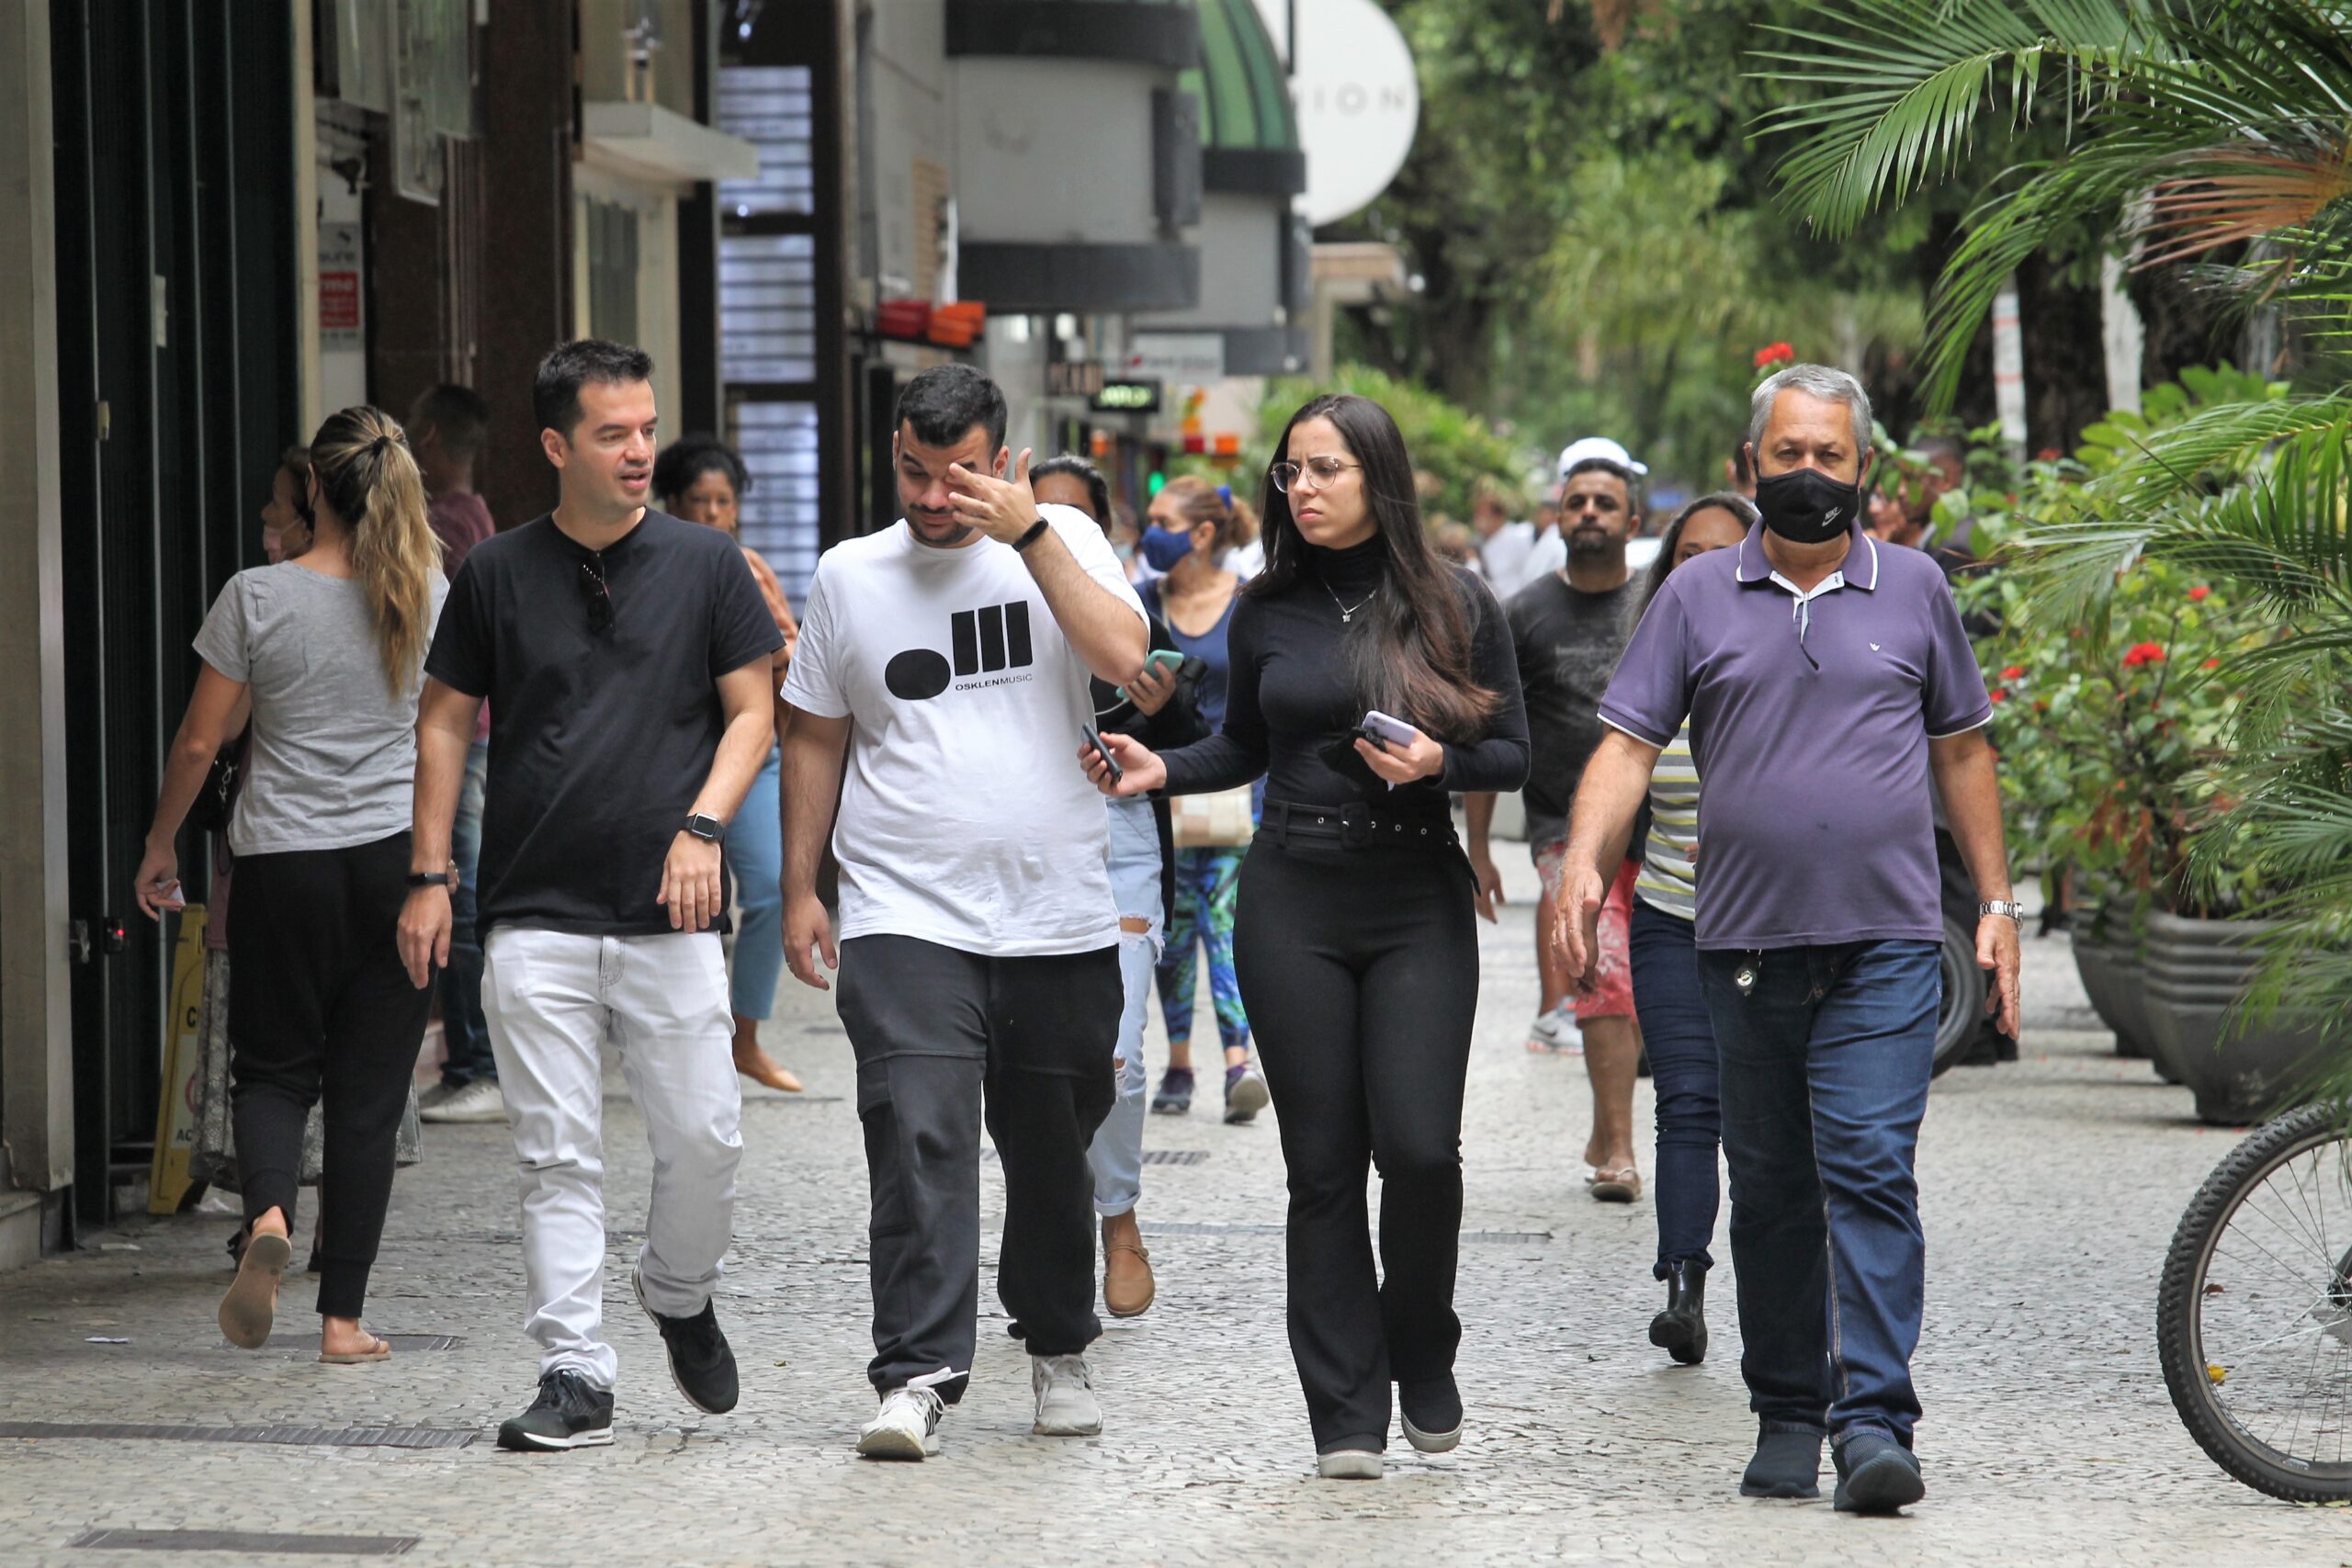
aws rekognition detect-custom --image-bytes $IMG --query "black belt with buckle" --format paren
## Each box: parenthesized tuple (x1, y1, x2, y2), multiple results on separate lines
(1260, 798, 1458, 852)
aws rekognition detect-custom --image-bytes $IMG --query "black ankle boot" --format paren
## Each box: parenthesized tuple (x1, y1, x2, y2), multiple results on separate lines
(1648, 1259, 1708, 1365)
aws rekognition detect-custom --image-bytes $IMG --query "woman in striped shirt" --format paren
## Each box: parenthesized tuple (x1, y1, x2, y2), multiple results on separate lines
(1626, 492, 1756, 1366)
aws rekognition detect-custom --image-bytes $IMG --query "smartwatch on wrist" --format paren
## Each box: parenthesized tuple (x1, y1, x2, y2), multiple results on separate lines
(684, 813, 725, 843)
(408, 861, 458, 889)
(1979, 899, 2024, 921)
(1012, 515, 1050, 552)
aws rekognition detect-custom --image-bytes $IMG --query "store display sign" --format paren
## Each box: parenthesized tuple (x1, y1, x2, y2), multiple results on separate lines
(1091, 378, 1163, 415)
(1124, 332, 1226, 386)
(320, 220, 364, 351)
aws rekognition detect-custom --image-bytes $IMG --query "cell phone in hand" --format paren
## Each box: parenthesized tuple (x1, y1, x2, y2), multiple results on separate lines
(1114, 648, 1188, 705)
(1082, 722, 1124, 785)
(1360, 709, 1419, 751)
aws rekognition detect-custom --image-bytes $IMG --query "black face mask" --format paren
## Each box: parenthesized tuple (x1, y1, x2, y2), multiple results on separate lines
(1754, 464, 1861, 546)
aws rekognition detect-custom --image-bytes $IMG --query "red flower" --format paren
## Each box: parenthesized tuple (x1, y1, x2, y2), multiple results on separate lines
(1999, 665, 2026, 681)
(2202, 658, 2220, 670)
(2121, 641, 2168, 669)
(2188, 585, 2211, 602)
(1989, 688, 2008, 703)
(2036, 446, 2062, 462)
(1752, 342, 1795, 369)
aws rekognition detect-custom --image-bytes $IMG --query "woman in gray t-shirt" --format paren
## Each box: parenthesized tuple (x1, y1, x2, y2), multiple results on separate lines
(134, 405, 447, 1365)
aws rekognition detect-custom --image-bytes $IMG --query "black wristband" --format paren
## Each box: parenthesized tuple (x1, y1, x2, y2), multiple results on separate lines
(1012, 516, 1050, 552)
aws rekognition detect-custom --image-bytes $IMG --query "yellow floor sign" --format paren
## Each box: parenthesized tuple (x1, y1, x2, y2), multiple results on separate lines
(149, 905, 208, 1214)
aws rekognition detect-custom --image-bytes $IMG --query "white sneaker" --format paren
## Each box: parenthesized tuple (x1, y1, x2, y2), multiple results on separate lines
(1527, 1008, 1583, 1055)
(416, 1081, 457, 1111)
(1317, 1448, 1383, 1480)
(1030, 1354, 1102, 1437)
(857, 1379, 950, 1461)
(419, 1078, 506, 1124)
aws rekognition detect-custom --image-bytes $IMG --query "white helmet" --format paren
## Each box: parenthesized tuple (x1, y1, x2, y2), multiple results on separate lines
(1557, 436, 1648, 478)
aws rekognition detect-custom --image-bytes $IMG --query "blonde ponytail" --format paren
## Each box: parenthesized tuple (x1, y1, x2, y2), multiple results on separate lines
(308, 405, 442, 696)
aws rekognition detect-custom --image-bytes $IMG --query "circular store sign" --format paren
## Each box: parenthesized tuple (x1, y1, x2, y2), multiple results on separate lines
(1292, 0, 1420, 228)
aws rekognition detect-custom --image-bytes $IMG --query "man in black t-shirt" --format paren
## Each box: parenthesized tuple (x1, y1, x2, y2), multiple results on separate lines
(1465, 444, 1648, 1201)
(400, 341, 782, 1454)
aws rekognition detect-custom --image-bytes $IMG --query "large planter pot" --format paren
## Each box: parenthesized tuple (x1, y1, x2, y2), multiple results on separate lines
(2142, 908, 2340, 1126)
(2071, 905, 2174, 1078)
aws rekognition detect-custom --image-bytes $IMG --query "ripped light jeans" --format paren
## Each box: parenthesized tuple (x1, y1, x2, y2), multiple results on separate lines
(1087, 795, 1164, 1217)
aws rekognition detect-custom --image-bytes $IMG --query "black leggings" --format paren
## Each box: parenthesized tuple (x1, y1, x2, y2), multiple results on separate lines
(226, 831, 431, 1319)
(1231, 834, 1480, 1452)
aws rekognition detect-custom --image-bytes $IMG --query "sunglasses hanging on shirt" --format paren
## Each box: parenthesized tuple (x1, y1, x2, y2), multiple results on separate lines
(578, 558, 615, 633)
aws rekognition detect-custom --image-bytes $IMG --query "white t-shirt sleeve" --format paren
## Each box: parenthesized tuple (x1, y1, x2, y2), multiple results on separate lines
(779, 558, 851, 718)
(1043, 503, 1147, 625)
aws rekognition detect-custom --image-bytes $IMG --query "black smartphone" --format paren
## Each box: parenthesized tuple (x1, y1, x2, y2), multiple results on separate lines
(1082, 722, 1124, 785)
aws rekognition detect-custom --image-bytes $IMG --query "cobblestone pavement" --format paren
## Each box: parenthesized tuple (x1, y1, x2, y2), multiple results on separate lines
(1, 856, 2341, 1566)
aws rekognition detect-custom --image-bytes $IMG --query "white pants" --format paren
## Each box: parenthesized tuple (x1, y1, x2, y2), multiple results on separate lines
(481, 928, 743, 1389)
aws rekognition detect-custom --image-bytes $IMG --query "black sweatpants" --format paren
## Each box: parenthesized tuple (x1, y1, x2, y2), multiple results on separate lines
(835, 934, 1121, 1400)
(225, 830, 432, 1319)
(1231, 834, 1481, 1452)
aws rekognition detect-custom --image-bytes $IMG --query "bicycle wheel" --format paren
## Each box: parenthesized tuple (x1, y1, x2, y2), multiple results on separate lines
(2157, 1102, 2352, 1502)
(1930, 914, 1984, 1079)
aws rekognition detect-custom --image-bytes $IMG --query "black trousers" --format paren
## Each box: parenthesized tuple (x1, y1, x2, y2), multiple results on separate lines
(225, 830, 432, 1319)
(1231, 833, 1480, 1452)
(836, 934, 1121, 1400)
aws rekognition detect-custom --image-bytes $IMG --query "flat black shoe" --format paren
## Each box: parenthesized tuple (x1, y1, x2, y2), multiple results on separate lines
(496, 1370, 615, 1452)
(634, 1268, 739, 1415)
(1648, 1260, 1708, 1365)
(1397, 1375, 1463, 1453)
(1741, 1421, 1825, 1498)
(1833, 1432, 1925, 1514)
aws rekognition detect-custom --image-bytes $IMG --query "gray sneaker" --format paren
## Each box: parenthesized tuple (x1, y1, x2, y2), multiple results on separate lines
(415, 1081, 458, 1111)
(1030, 1354, 1102, 1437)
(419, 1077, 505, 1124)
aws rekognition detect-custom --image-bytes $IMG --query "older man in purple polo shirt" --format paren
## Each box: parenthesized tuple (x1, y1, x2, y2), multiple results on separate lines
(1555, 363, 2020, 1517)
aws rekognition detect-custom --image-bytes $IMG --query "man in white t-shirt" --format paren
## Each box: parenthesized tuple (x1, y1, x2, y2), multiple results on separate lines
(781, 365, 1148, 1461)
(1471, 480, 1537, 593)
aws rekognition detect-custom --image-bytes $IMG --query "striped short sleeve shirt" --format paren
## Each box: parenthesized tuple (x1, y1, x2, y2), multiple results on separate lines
(1636, 720, 1699, 921)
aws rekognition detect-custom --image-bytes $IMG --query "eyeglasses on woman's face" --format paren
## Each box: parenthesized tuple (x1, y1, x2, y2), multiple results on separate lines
(1270, 456, 1362, 494)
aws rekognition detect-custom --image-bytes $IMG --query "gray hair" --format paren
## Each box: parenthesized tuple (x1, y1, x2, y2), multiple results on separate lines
(1747, 363, 1873, 457)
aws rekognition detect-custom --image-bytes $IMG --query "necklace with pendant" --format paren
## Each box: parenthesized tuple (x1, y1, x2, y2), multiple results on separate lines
(1319, 578, 1379, 624)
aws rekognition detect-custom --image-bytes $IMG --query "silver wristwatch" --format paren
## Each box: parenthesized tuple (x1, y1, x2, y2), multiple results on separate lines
(1979, 899, 2024, 921)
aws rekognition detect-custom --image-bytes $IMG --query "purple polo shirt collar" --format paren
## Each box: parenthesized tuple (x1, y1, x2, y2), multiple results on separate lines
(1734, 517, 1880, 592)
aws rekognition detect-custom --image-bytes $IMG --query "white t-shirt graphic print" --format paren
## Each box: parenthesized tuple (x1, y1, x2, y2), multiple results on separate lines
(783, 503, 1148, 956)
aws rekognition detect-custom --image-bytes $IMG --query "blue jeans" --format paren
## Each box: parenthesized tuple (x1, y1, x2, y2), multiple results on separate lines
(1628, 900, 1718, 1278)
(724, 745, 784, 1021)
(1699, 939, 1939, 1446)
(1087, 796, 1163, 1217)
(438, 739, 494, 1087)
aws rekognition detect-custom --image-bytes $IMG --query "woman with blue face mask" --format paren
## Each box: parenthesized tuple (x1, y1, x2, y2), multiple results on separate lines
(1136, 478, 1266, 1123)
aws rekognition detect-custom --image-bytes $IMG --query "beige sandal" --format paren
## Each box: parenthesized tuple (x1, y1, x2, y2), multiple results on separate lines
(320, 1333, 392, 1365)
(218, 1228, 291, 1349)
(1588, 1166, 1642, 1203)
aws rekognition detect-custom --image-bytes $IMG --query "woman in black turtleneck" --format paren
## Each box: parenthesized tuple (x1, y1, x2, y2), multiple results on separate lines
(1084, 394, 1528, 1478)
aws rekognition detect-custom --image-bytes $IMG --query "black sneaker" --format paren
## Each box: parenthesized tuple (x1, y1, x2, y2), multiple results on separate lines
(1740, 1420, 1825, 1498)
(634, 1267, 740, 1415)
(1150, 1068, 1194, 1115)
(1832, 1431, 1925, 1514)
(497, 1371, 615, 1452)
(1397, 1374, 1463, 1453)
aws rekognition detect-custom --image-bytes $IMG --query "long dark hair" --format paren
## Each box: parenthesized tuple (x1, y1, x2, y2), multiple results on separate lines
(1642, 491, 1758, 611)
(1253, 393, 1498, 741)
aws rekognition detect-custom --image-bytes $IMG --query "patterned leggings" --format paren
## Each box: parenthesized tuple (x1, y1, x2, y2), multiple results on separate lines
(1155, 846, 1251, 1054)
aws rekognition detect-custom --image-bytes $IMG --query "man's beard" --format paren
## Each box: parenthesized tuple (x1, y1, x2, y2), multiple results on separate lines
(909, 512, 975, 547)
(1566, 525, 1618, 558)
